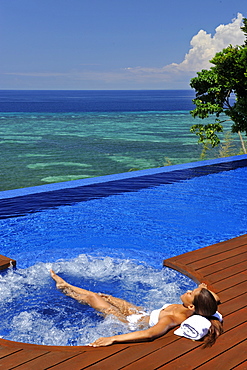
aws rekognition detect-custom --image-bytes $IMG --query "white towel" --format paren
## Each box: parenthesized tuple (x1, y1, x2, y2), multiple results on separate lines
(174, 311, 223, 340)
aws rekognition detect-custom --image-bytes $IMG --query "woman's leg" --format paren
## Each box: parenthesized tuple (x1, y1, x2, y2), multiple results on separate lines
(98, 293, 143, 316)
(50, 270, 141, 320)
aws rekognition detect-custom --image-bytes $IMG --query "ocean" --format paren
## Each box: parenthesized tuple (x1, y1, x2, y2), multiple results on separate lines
(0, 90, 239, 191)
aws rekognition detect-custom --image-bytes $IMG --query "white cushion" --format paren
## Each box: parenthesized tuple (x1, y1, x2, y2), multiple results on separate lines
(174, 311, 223, 340)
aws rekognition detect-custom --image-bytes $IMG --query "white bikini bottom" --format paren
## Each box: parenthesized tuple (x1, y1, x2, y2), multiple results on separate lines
(126, 311, 149, 330)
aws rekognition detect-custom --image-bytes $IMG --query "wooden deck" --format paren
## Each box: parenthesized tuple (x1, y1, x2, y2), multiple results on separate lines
(0, 255, 16, 270)
(0, 234, 246, 369)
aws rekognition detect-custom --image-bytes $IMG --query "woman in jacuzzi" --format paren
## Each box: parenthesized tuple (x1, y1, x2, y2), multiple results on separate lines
(50, 270, 223, 348)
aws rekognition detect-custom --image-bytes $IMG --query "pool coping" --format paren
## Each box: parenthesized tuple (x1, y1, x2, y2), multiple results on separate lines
(1, 154, 247, 200)
(0, 154, 246, 220)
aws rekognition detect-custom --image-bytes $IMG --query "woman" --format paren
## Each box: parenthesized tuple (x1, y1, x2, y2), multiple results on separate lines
(50, 270, 223, 348)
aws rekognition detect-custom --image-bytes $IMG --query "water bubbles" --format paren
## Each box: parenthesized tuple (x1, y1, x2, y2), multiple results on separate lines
(0, 254, 195, 346)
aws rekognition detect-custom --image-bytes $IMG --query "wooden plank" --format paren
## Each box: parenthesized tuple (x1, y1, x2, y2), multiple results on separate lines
(10, 350, 83, 370)
(163, 235, 247, 266)
(199, 252, 247, 276)
(222, 307, 247, 332)
(216, 281, 247, 304)
(185, 244, 247, 271)
(83, 335, 181, 370)
(0, 338, 84, 352)
(219, 293, 247, 316)
(0, 348, 48, 369)
(163, 239, 247, 288)
(47, 346, 127, 370)
(205, 260, 247, 284)
(213, 272, 247, 292)
(233, 361, 247, 370)
(163, 260, 208, 286)
(0, 346, 22, 358)
(119, 340, 200, 370)
(169, 236, 246, 262)
(165, 259, 247, 288)
(197, 340, 247, 370)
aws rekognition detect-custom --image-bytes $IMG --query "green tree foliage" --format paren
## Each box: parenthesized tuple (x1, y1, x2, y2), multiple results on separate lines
(190, 18, 247, 154)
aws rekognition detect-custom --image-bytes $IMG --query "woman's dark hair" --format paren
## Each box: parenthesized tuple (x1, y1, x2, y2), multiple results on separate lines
(193, 288, 223, 348)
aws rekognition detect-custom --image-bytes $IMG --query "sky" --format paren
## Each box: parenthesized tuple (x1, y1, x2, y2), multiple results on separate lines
(0, 0, 246, 90)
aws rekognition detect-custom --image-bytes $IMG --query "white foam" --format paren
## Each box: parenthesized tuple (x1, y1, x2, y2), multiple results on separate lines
(0, 255, 195, 346)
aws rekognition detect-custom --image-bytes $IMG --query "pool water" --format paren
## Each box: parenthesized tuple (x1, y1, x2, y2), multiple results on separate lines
(0, 163, 246, 346)
(0, 258, 192, 346)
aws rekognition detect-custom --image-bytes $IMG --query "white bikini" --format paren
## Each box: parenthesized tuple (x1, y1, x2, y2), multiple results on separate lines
(126, 304, 172, 329)
(148, 304, 171, 326)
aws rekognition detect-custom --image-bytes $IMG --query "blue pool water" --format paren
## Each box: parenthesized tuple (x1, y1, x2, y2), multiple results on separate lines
(0, 157, 246, 346)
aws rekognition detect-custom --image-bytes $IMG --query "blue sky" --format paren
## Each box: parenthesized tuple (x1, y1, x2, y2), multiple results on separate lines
(0, 0, 246, 90)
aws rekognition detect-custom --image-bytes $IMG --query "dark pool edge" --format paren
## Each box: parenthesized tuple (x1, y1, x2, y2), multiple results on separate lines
(1, 154, 247, 199)
(0, 154, 246, 219)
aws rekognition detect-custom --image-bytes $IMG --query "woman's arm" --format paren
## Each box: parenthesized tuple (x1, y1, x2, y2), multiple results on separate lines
(89, 315, 175, 347)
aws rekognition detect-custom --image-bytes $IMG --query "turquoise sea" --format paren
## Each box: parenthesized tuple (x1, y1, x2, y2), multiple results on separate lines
(0, 90, 240, 191)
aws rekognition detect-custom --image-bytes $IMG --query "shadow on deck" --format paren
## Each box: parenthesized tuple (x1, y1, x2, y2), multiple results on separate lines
(0, 234, 246, 369)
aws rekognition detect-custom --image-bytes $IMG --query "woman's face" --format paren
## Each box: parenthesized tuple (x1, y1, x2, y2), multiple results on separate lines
(180, 286, 202, 307)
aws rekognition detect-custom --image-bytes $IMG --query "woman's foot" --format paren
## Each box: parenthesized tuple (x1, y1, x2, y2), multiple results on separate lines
(50, 269, 89, 302)
(50, 269, 69, 290)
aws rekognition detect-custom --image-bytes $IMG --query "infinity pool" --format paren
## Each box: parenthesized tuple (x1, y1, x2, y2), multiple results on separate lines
(0, 156, 246, 345)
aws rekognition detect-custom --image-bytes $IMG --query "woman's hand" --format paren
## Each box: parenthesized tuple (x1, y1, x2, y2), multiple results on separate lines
(89, 316, 174, 347)
(89, 336, 114, 347)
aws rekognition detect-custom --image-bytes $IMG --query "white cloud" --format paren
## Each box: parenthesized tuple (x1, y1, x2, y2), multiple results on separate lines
(172, 12, 245, 72)
(126, 13, 245, 82)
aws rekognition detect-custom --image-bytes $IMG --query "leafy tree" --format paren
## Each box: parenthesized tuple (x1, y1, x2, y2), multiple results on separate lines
(190, 18, 247, 154)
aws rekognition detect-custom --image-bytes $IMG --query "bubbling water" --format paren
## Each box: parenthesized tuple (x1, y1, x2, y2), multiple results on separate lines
(0, 254, 195, 346)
